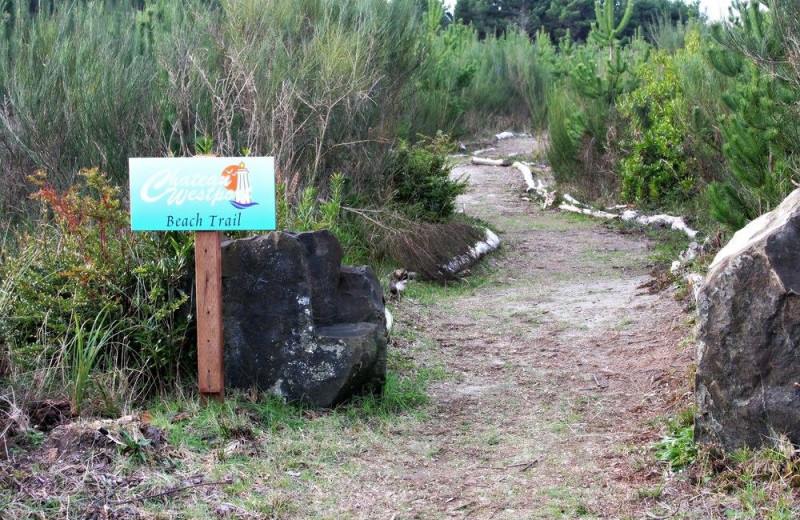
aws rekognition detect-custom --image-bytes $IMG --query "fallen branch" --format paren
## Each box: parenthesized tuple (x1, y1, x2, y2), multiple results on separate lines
(621, 210, 698, 239)
(472, 147, 496, 156)
(495, 131, 532, 141)
(502, 163, 701, 239)
(511, 161, 535, 192)
(510, 162, 555, 207)
(507, 458, 541, 472)
(471, 157, 510, 167)
(558, 203, 619, 220)
(467, 153, 706, 299)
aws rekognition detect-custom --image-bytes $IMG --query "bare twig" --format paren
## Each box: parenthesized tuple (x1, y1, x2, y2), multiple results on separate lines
(507, 458, 540, 472)
(102, 479, 234, 506)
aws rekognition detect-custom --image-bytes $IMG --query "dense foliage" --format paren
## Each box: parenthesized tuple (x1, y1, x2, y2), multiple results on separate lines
(543, 0, 799, 229)
(0, 0, 424, 218)
(705, 0, 800, 229)
(0, 169, 195, 413)
(388, 134, 468, 222)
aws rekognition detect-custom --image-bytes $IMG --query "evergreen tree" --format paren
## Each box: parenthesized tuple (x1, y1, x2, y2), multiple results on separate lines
(454, 0, 696, 42)
(544, 0, 595, 41)
(706, 0, 799, 230)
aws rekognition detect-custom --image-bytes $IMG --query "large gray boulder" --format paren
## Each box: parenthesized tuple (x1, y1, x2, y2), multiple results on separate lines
(221, 230, 387, 408)
(695, 189, 800, 449)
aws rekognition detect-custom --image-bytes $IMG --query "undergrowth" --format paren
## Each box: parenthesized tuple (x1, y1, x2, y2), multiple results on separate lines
(0, 169, 195, 415)
(650, 401, 799, 517)
(0, 346, 440, 519)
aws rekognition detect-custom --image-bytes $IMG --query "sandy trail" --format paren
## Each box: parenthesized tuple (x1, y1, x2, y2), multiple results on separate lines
(332, 137, 692, 519)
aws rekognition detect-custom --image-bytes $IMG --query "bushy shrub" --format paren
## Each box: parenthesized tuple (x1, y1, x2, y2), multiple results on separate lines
(0, 169, 194, 411)
(387, 134, 467, 223)
(618, 52, 694, 205)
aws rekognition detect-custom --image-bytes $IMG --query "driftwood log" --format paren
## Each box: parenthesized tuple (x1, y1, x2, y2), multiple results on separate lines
(471, 157, 511, 167)
(620, 210, 698, 238)
(511, 162, 556, 207)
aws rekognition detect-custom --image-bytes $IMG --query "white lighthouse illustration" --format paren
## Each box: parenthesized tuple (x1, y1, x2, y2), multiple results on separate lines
(221, 162, 258, 209)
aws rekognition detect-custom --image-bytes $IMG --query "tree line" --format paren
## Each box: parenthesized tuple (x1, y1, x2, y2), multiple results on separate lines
(453, 0, 698, 41)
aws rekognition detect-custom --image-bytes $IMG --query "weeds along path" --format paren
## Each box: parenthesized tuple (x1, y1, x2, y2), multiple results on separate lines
(332, 137, 693, 519)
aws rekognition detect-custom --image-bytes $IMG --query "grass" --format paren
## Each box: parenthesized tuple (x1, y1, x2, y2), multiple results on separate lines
(64, 308, 121, 416)
(698, 443, 800, 519)
(645, 403, 800, 518)
(391, 262, 497, 306)
(0, 335, 445, 519)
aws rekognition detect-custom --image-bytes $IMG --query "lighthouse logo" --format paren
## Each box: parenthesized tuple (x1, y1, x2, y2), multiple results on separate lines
(221, 162, 259, 209)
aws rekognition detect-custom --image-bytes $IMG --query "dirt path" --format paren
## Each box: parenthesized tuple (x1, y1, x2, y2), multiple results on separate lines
(333, 138, 693, 519)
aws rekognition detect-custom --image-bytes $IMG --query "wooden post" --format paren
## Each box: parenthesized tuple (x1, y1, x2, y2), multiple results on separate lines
(195, 230, 224, 403)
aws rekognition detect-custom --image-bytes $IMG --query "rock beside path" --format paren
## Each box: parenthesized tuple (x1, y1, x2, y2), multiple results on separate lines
(221, 230, 387, 408)
(695, 188, 800, 449)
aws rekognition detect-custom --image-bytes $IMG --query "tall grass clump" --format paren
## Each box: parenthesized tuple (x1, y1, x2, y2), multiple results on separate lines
(0, 2, 163, 216)
(64, 308, 122, 415)
(461, 29, 554, 133)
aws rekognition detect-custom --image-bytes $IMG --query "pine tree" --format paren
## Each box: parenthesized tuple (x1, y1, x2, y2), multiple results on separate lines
(706, 0, 799, 230)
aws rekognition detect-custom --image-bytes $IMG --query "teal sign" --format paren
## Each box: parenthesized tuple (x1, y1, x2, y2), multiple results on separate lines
(129, 157, 276, 231)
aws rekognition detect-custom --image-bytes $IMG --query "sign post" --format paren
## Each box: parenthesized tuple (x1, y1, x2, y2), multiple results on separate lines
(195, 230, 224, 403)
(129, 157, 276, 403)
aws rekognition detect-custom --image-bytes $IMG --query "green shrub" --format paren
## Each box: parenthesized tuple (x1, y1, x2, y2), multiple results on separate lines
(387, 134, 467, 222)
(0, 169, 194, 406)
(705, 1, 800, 231)
(278, 172, 370, 266)
(618, 52, 694, 205)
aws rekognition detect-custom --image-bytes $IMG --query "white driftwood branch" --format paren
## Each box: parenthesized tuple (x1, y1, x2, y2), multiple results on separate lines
(385, 308, 394, 332)
(685, 272, 704, 302)
(468, 152, 705, 300)
(511, 162, 552, 206)
(471, 157, 510, 167)
(469, 152, 700, 240)
(669, 241, 706, 303)
(472, 147, 496, 156)
(512, 161, 535, 191)
(444, 228, 501, 276)
(621, 210, 698, 239)
(558, 203, 619, 219)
